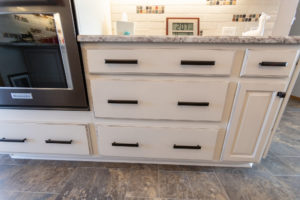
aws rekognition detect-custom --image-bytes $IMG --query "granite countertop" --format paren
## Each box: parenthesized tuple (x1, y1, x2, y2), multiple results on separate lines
(77, 35, 300, 44)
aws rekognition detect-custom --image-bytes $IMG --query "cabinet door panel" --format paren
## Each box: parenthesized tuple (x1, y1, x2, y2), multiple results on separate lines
(222, 82, 286, 162)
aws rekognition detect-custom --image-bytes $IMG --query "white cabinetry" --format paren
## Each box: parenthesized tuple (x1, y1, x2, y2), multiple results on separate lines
(0, 123, 91, 155)
(1, 42, 298, 167)
(90, 78, 229, 121)
(81, 43, 299, 165)
(222, 82, 286, 162)
(97, 125, 223, 161)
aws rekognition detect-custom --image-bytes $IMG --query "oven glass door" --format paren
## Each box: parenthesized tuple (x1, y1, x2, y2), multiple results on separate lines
(0, 13, 72, 90)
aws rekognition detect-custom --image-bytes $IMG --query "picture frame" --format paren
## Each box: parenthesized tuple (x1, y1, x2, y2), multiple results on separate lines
(166, 17, 200, 36)
(8, 73, 32, 87)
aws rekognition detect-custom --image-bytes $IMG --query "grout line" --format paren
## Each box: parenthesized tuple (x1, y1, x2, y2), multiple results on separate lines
(157, 164, 161, 199)
(0, 189, 59, 195)
(272, 175, 300, 177)
(54, 166, 79, 194)
(213, 170, 231, 200)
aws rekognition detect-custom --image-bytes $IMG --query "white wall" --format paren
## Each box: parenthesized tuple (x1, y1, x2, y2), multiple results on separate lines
(290, 2, 300, 98)
(73, 0, 112, 35)
(272, 0, 299, 36)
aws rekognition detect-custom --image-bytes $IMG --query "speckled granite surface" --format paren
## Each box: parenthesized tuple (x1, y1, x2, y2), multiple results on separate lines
(78, 35, 300, 44)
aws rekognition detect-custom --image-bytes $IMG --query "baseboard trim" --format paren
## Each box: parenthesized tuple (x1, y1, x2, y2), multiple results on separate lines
(9, 153, 253, 168)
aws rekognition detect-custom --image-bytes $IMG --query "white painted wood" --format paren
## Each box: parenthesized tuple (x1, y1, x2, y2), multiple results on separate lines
(263, 54, 300, 158)
(97, 125, 220, 160)
(241, 49, 299, 77)
(9, 153, 253, 168)
(222, 81, 286, 162)
(0, 123, 90, 155)
(86, 48, 236, 76)
(90, 78, 229, 121)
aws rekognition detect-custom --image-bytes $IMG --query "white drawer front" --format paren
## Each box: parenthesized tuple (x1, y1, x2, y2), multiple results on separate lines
(241, 49, 299, 77)
(87, 49, 235, 76)
(97, 125, 220, 161)
(91, 79, 229, 121)
(0, 123, 90, 155)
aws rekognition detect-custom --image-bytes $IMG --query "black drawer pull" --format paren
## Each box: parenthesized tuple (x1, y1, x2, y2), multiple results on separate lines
(0, 138, 26, 143)
(112, 142, 139, 147)
(178, 102, 209, 107)
(259, 62, 288, 67)
(108, 100, 138, 104)
(45, 139, 72, 144)
(173, 144, 201, 150)
(181, 60, 215, 66)
(105, 59, 138, 64)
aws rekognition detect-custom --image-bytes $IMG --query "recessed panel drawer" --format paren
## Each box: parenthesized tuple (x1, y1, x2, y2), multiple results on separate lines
(90, 79, 229, 121)
(0, 123, 91, 155)
(86, 48, 235, 76)
(97, 125, 221, 161)
(241, 49, 299, 77)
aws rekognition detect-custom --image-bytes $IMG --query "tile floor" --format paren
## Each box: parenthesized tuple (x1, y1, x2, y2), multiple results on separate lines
(0, 99, 299, 200)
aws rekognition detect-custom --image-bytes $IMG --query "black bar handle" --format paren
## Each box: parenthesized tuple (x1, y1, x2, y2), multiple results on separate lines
(45, 139, 72, 144)
(0, 138, 26, 143)
(105, 59, 138, 64)
(173, 144, 201, 150)
(178, 102, 209, 107)
(108, 100, 138, 104)
(181, 60, 215, 66)
(112, 142, 139, 147)
(259, 62, 288, 67)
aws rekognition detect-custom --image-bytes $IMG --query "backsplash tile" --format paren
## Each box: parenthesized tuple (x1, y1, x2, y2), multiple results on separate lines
(136, 5, 165, 14)
(111, 0, 279, 36)
(206, 0, 237, 5)
(232, 14, 261, 22)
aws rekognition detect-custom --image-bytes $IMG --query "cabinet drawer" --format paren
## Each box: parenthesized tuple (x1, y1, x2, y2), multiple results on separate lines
(86, 48, 235, 76)
(0, 123, 90, 155)
(91, 79, 229, 121)
(241, 49, 299, 77)
(97, 125, 221, 161)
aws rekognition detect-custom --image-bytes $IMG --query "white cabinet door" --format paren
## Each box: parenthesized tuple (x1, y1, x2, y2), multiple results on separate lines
(222, 82, 286, 162)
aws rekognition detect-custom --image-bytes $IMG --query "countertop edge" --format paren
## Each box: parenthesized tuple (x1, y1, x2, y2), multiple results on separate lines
(77, 35, 300, 44)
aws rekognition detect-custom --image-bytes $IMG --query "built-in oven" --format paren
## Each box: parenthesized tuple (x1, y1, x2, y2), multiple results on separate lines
(0, 0, 88, 110)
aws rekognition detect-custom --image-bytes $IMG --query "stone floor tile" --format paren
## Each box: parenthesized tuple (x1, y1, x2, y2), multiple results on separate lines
(57, 165, 159, 200)
(0, 190, 57, 200)
(0, 165, 75, 193)
(158, 170, 228, 200)
(261, 152, 298, 176)
(215, 166, 296, 200)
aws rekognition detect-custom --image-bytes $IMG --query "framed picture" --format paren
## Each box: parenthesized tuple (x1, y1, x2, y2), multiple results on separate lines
(8, 73, 32, 87)
(166, 18, 200, 36)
